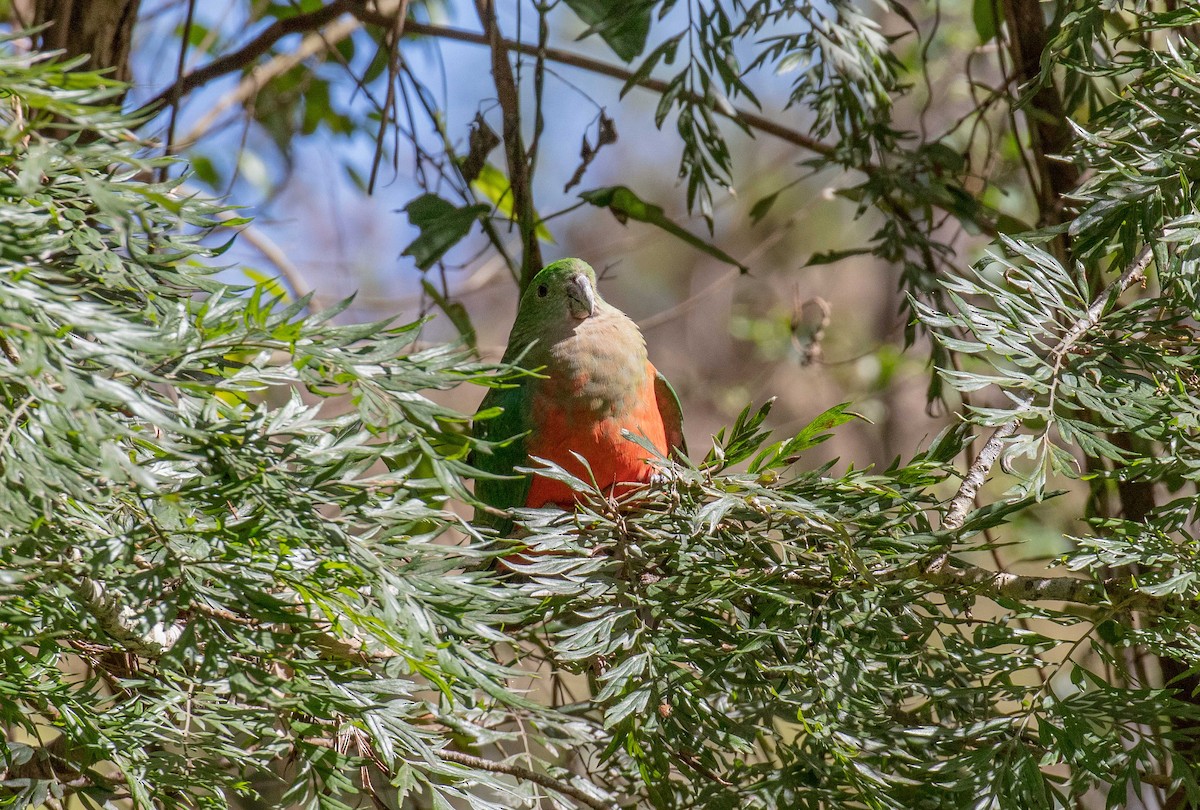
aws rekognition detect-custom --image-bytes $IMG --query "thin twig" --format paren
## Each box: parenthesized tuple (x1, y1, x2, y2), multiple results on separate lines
(638, 208, 801, 332)
(438, 748, 618, 810)
(173, 183, 313, 302)
(160, 0, 197, 180)
(397, 61, 521, 283)
(217, 211, 312, 302)
(0, 394, 36, 452)
(920, 562, 1157, 613)
(171, 8, 375, 152)
(367, 0, 409, 193)
(387, 18, 1008, 239)
(146, 9, 832, 161)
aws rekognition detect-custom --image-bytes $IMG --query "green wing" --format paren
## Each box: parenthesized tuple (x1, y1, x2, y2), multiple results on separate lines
(653, 370, 688, 460)
(470, 380, 532, 536)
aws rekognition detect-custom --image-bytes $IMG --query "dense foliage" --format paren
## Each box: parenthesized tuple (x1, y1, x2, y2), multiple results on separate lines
(0, 49, 553, 809)
(7, 1, 1200, 809)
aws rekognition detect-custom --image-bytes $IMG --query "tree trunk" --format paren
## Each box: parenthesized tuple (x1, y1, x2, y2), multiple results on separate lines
(1000, 0, 1079, 244)
(33, 0, 141, 84)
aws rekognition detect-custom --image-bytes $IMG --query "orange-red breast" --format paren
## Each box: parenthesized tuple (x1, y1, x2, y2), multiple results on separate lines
(472, 258, 686, 534)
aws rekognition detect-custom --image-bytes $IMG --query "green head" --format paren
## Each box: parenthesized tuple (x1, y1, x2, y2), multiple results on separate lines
(518, 258, 602, 324)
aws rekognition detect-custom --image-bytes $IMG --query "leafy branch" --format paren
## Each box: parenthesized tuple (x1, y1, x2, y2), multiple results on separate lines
(144, 7, 1009, 241)
(936, 242, 1155, 537)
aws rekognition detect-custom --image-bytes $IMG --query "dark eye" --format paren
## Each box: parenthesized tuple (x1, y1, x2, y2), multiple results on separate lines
(537, 284, 548, 298)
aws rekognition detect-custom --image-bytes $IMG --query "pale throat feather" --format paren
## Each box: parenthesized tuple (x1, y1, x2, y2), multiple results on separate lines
(541, 307, 648, 417)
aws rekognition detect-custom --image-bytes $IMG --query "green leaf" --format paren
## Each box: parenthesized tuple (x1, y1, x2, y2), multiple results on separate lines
(400, 193, 489, 270)
(579, 186, 747, 271)
(471, 163, 554, 243)
(243, 268, 291, 302)
(749, 190, 780, 225)
(563, 0, 651, 62)
(973, 0, 1000, 43)
(190, 154, 220, 187)
(804, 247, 873, 267)
(748, 403, 856, 472)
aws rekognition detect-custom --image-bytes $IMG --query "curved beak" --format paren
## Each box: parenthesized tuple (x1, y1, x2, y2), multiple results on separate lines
(566, 273, 596, 320)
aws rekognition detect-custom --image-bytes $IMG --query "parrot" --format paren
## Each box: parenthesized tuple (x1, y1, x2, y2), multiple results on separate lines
(471, 258, 687, 536)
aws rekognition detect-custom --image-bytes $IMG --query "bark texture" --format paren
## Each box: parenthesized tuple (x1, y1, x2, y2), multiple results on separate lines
(34, 0, 141, 84)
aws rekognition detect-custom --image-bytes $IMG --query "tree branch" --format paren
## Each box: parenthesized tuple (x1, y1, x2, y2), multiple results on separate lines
(76, 576, 181, 656)
(215, 209, 312, 302)
(145, 9, 1010, 240)
(0, 733, 126, 791)
(138, 0, 362, 115)
(395, 20, 838, 159)
(144, 8, 833, 164)
(160, 0, 197, 171)
(438, 748, 618, 810)
(170, 8, 372, 152)
(473, 0, 543, 289)
(173, 183, 315, 303)
(75, 574, 403, 663)
(921, 561, 1164, 614)
(385, 19, 1006, 239)
(405, 12, 854, 194)
(782, 558, 1174, 615)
